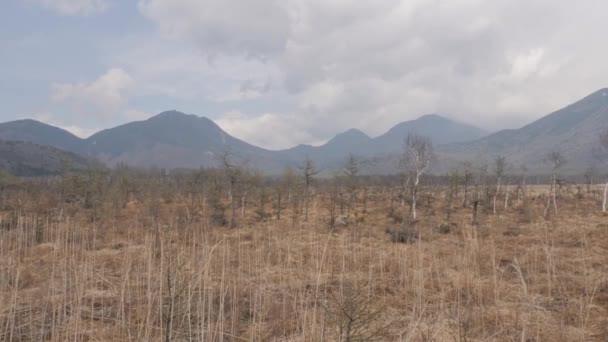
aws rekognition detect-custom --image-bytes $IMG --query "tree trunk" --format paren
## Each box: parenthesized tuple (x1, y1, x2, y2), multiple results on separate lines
(603, 180, 608, 213)
(240, 191, 248, 218)
(472, 200, 479, 225)
(463, 180, 469, 208)
(493, 178, 500, 214)
(277, 192, 281, 220)
(411, 173, 419, 220)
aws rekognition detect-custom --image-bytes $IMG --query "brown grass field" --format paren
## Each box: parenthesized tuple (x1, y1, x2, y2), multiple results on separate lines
(0, 180, 607, 341)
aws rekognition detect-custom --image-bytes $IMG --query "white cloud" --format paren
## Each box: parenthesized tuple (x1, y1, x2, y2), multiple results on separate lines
(47, 68, 153, 133)
(29, 0, 108, 15)
(131, 0, 608, 148)
(59, 125, 98, 138)
(51, 68, 133, 119)
(124, 109, 151, 121)
(509, 48, 546, 81)
(138, 0, 290, 58)
(216, 111, 320, 150)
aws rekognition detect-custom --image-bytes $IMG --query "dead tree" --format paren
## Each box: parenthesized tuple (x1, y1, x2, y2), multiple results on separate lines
(493, 156, 507, 214)
(543, 151, 566, 218)
(219, 151, 242, 228)
(299, 157, 319, 221)
(343, 154, 360, 216)
(583, 167, 595, 196)
(447, 170, 461, 222)
(462, 161, 473, 208)
(599, 129, 608, 212)
(401, 134, 434, 221)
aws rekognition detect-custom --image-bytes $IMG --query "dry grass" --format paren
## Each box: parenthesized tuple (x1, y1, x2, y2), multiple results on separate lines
(0, 184, 607, 341)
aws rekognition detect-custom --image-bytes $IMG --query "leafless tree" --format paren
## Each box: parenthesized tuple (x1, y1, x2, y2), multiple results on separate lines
(493, 156, 507, 214)
(599, 129, 608, 212)
(543, 151, 566, 218)
(299, 157, 320, 221)
(401, 134, 434, 221)
(583, 166, 596, 196)
(462, 161, 473, 208)
(218, 151, 242, 228)
(343, 154, 360, 215)
(517, 164, 528, 202)
(446, 170, 461, 222)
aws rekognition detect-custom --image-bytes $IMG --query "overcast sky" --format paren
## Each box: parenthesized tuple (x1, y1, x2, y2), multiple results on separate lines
(2, 0, 608, 149)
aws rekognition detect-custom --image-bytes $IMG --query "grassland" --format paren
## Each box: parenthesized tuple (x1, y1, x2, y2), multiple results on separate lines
(0, 178, 607, 341)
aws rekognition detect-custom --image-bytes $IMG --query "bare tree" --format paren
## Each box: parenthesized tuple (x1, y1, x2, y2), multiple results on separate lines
(583, 166, 596, 196)
(219, 151, 242, 228)
(401, 134, 434, 221)
(299, 157, 320, 221)
(599, 129, 608, 212)
(543, 151, 566, 218)
(446, 170, 461, 222)
(343, 154, 360, 215)
(493, 156, 507, 214)
(462, 161, 473, 208)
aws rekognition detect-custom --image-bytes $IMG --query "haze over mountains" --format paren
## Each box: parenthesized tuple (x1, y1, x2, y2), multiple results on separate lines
(1, 88, 607, 175)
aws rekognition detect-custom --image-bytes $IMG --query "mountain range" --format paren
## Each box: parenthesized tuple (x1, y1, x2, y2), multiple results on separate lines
(1, 88, 607, 175)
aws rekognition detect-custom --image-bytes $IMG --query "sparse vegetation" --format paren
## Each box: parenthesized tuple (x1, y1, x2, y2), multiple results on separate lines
(0, 164, 607, 341)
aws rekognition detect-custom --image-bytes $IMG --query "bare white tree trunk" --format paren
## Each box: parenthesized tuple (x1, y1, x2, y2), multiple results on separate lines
(411, 173, 419, 220)
(241, 194, 246, 218)
(603, 180, 608, 212)
(544, 174, 559, 218)
(493, 178, 500, 214)
(504, 185, 509, 210)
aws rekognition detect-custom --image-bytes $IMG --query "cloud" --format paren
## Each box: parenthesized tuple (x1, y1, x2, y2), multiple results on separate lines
(138, 0, 290, 58)
(29, 0, 108, 15)
(131, 0, 608, 148)
(51, 68, 133, 119)
(46, 68, 152, 133)
(59, 125, 98, 138)
(216, 111, 319, 150)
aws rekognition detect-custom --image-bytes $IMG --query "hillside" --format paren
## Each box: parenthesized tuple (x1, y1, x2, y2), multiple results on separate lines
(441, 88, 608, 172)
(0, 140, 100, 176)
(276, 114, 489, 170)
(84, 111, 280, 169)
(0, 119, 84, 153)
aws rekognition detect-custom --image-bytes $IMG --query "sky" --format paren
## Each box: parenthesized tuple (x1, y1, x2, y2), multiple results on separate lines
(2, 0, 608, 150)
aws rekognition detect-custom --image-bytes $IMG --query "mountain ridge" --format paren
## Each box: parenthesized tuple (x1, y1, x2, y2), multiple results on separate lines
(1, 88, 607, 174)
(0, 111, 487, 171)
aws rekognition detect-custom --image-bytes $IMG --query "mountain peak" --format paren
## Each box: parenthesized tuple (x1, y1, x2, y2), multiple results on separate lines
(150, 110, 197, 120)
(0, 118, 84, 153)
(379, 114, 488, 145)
(334, 128, 370, 139)
(591, 88, 608, 97)
(326, 128, 371, 146)
(417, 113, 447, 121)
(576, 87, 608, 104)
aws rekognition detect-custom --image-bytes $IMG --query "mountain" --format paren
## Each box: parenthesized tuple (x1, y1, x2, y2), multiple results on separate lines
(0, 140, 100, 176)
(0, 119, 84, 153)
(442, 88, 608, 172)
(0, 112, 491, 173)
(275, 115, 488, 170)
(85, 111, 279, 169)
(373, 114, 488, 151)
(4, 86, 606, 175)
(277, 128, 373, 166)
